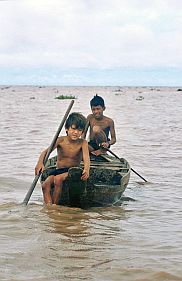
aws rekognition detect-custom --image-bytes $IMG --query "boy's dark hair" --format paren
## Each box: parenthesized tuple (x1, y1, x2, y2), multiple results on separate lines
(90, 95, 105, 108)
(65, 112, 87, 131)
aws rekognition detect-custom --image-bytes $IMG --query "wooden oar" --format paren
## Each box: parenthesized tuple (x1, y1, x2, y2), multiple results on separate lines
(22, 99, 75, 205)
(104, 147, 147, 182)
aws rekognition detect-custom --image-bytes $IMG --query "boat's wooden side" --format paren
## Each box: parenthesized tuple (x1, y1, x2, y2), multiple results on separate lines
(41, 154, 130, 208)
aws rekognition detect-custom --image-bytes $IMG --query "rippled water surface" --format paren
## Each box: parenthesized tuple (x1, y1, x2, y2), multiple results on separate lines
(0, 86, 181, 281)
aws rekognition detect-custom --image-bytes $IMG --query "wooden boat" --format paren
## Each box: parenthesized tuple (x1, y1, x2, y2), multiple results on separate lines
(41, 154, 130, 208)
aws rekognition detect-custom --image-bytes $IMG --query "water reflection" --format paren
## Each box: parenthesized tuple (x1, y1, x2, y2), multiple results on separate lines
(38, 205, 132, 280)
(42, 204, 131, 238)
(42, 205, 90, 237)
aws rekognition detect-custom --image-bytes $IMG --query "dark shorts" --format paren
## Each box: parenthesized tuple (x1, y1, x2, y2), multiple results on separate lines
(88, 140, 100, 150)
(49, 167, 69, 176)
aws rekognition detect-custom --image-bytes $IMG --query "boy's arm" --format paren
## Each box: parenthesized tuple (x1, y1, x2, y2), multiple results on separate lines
(35, 148, 48, 176)
(109, 119, 116, 145)
(101, 119, 116, 149)
(35, 137, 61, 175)
(81, 140, 90, 181)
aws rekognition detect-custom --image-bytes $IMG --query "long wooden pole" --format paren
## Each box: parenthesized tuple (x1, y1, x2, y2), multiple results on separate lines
(22, 100, 75, 205)
(105, 147, 147, 182)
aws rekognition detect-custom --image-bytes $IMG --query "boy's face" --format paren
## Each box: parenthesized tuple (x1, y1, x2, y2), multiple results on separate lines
(66, 125, 83, 140)
(91, 105, 105, 119)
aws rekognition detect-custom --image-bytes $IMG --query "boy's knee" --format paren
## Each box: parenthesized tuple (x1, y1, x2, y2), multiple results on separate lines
(54, 175, 63, 187)
(42, 176, 53, 191)
(42, 182, 48, 192)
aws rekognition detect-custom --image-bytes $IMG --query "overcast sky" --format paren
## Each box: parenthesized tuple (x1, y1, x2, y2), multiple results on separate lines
(0, 0, 182, 86)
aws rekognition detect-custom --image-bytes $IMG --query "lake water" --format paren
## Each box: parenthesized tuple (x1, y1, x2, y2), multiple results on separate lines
(0, 86, 181, 281)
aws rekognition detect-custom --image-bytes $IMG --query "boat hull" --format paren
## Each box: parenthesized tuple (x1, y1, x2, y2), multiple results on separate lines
(41, 154, 130, 208)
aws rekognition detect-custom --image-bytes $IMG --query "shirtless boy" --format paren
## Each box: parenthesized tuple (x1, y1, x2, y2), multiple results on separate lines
(35, 112, 90, 205)
(83, 95, 116, 156)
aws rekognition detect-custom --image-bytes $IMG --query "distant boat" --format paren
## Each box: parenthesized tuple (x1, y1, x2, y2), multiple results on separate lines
(41, 154, 131, 208)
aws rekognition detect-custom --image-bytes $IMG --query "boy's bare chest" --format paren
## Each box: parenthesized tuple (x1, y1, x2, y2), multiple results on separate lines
(90, 118, 109, 129)
(57, 142, 82, 156)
